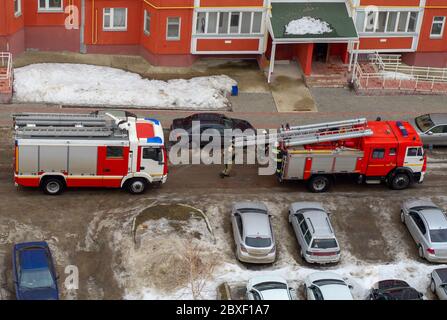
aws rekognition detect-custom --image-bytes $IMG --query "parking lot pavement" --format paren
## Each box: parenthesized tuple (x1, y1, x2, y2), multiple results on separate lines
(1, 125, 447, 300)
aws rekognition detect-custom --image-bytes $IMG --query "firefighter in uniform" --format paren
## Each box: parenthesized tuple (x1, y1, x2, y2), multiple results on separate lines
(220, 141, 236, 178)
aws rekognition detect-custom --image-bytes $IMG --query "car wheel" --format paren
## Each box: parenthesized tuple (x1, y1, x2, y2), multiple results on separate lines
(307, 175, 331, 193)
(418, 245, 425, 259)
(400, 210, 406, 224)
(389, 173, 411, 190)
(127, 179, 147, 195)
(430, 278, 436, 293)
(41, 178, 65, 195)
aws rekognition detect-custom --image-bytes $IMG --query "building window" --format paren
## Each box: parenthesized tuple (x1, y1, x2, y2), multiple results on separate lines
(167, 17, 181, 40)
(14, 0, 21, 16)
(38, 0, 63, 12)
(356, 10, 419, 34)
(144, 10, 151, 35)
(430, 16, 446, 38)
(194, 11, 264, 35)
(103, 8, 127, 31)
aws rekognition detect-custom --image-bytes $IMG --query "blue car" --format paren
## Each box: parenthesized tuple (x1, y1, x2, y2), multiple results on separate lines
(12, 242, 59, 300)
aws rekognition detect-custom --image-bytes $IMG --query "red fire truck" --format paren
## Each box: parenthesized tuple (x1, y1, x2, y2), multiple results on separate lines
(239, 118, 427, 192)
(13, 113, 168, 195)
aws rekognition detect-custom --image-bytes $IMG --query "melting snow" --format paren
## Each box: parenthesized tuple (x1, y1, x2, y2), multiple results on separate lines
(380, 71, 415, 80)
(13, 63, 237, 110)
(285, 17, 333, 35)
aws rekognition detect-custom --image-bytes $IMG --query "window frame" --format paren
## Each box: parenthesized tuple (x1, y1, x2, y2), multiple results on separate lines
(106, 146, 124, 159)
(144, 10, 151, 35)
(194, 10, 264, 36)
(430, 16, 446, 39)
(38, 0, 64, 12)
(14, 0, 22, 17)
(372, 148, 386, 159)
(166, 17, 181, 41)
(103, 8, 128, 31)
(356, 9, 419, 35)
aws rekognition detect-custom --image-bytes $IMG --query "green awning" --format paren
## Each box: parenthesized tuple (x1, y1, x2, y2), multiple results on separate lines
(270, 2, 359, 41)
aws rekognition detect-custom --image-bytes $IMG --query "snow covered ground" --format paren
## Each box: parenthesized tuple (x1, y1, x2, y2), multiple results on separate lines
(285, 17, 333, 35)
(380, 71, 415, 80)
(13, 63, 237, 110)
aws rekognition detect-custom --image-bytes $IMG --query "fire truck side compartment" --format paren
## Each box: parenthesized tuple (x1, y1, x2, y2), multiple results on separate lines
(39, 146, 68, 173)
(68, 146, 98, 175)
(18, 145, 38, 175)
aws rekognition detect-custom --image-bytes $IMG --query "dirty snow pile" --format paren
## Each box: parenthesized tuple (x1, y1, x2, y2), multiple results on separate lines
(285, 16, 333, 35)
(13, 63, 237, 110)
(380, 71, 415, 80)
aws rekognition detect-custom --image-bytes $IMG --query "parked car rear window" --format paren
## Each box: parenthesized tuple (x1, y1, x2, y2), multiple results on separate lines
(311, 238, 338, 249)
(245, 237, 271, 248)
(415, 114, 434, 132)
(20, 268, 54, 289)
(430, 229, 447, 242)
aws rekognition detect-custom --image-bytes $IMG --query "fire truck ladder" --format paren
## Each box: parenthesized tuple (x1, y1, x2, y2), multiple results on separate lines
(235, 118, 373, 147)
(15, 126, 116, 137)
(12, 113, 109, 128)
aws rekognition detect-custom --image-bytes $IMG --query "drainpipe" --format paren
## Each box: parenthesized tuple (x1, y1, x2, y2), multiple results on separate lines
(80, 0, 86, 53)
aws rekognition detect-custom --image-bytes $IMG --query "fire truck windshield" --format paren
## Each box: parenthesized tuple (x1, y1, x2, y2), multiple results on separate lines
(415, 114, 435, 132)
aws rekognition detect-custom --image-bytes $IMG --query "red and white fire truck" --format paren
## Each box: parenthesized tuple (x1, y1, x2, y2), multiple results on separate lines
(240, 118, 427, 192)
(13, 112, 168, 195)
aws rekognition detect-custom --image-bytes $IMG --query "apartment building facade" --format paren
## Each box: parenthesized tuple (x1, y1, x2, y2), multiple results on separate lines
(0, 0, 446, 71)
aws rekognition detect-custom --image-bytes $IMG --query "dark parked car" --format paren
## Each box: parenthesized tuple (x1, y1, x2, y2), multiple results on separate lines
(170, 113, 255, 147)
(367, 280, 423, 300)
(13, 242, 59, 300)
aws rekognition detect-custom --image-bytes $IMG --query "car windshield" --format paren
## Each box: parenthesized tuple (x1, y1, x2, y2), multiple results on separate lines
(253, 282, 287, 292)
(430, 229, 447, 243)
(313, 279, 346, 287)
(311, 238, 338, 249)
(245, 237, 272, 248)
(20, 268, 55, 290)
(383, 288, 421, 300)
(415, 114, 435, 132)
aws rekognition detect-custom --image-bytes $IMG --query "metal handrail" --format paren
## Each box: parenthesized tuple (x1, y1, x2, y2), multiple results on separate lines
(0, 52, 13, 91)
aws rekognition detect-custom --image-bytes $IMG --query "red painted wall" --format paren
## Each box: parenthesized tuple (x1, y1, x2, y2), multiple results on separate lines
(295, 43, 314, 76)
(359, 0, 421, 6)
(359, 37, 414, 50)
(196, 39, 259, 52)
(417, 1, 447, 53)
(200, 0, 264, 6)
(85, 0, 142, 46)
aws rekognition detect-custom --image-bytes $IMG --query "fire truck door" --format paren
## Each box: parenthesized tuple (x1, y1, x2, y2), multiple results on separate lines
(140, 147, 164, 178)
(403, 147, 424, 173)
(366, 147, 397, 176)
(99, 146, 130, 186)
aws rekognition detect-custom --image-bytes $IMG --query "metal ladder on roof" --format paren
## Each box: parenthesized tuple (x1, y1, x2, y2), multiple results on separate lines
(15, 126, 117, 137)
(235, 118, 374, 148)
(12, 113, 110, 128)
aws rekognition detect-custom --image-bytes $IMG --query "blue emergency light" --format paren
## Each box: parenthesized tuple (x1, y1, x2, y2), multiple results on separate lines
(396, 121, 408, 137)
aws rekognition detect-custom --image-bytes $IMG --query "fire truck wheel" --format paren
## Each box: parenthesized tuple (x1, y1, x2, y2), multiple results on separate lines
(389, 173, 411, 190)
(41, 178, 65, 195)
(307, 176, 331, 193)
(127, 179, 147, 195)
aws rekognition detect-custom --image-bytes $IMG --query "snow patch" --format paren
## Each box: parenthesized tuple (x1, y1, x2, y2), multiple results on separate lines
(285, 17, 333, 35)
(13, 63, 237, 110)
(380, 71, 415, 80)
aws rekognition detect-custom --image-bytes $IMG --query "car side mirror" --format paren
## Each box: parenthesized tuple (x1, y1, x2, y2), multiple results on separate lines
(427, 131, 433, 135)
(348, 285, 354, 290)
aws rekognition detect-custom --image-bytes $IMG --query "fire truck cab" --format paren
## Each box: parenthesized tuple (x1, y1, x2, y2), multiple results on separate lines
(275, 119, 426, 192)
(13, 113, 168, 195)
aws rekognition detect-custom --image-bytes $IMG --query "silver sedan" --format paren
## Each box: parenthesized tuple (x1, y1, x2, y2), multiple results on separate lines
(411, 113, 447, 146)
(401, 199, 447, 263)
(430, 268, 447, 300)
